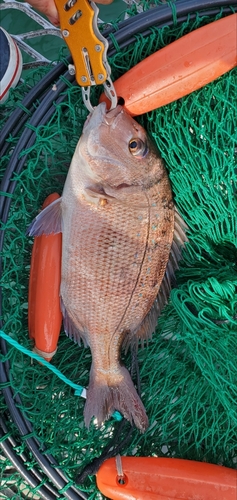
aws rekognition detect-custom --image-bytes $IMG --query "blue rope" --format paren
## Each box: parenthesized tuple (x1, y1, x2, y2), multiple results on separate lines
(0, 330, 85, 396)
(0, 330, 122, 421)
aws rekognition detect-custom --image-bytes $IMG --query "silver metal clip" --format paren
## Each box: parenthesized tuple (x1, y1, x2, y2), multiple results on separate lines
(82, 0, 117, 112)
(82, 75, 117, 113)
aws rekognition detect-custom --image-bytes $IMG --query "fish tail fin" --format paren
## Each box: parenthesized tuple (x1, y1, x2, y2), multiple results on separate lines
(84, 365, 148, 433)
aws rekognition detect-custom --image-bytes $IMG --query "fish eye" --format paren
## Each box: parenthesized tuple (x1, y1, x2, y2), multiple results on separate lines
(129, 138, 148, 158)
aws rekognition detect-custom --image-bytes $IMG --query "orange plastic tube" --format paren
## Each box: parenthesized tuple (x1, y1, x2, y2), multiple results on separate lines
(28, 193, 62, 361)
(100, 14, 237, 116)
(96, 456, 237, 500)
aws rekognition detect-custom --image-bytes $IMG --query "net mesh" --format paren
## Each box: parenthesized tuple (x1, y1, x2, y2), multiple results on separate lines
(0, 2, 237, 498)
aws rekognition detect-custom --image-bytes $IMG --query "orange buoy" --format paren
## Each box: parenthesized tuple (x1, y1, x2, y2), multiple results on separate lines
(100, 14, 237, 116)
(96, 456, 237, 500)
(28, 193, 62, 361)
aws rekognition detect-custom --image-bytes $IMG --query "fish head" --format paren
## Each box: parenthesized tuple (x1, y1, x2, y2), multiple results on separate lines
(79, 102, 164, 189)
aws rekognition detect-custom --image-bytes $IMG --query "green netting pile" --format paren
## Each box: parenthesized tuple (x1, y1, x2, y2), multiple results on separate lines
(0, 1, 237, 499)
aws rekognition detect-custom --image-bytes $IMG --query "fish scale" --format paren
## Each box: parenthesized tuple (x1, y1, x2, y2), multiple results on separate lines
(62, 201, 149, 335)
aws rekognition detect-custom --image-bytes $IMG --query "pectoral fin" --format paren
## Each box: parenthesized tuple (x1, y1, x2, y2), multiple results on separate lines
(27, 197, 62, 236)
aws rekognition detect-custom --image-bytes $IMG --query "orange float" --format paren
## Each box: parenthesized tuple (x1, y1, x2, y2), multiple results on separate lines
(28, 193, 62, 361)
(96, 456, 237, 500)
(100, 14, 237, 115)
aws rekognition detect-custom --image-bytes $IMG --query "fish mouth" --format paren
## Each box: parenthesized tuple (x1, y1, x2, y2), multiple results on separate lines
(83, 103, 123, 133)
(83, 102, 107, 132)
(104, 105, 123, 123)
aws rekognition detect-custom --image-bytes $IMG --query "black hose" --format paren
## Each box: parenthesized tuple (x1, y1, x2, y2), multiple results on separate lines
(0, 427, 58, 500)
(107, 6, 237, 56)
(114, 0, 235, 31)
(0, 342, 88, 500)
(104, 0, 237, 49)
(1, 1, 236, 497)
(0, 60, 68, 154)
(0, 416, 61, 498)
(0, 348, 87, 500)
(0, 72, 75, 219)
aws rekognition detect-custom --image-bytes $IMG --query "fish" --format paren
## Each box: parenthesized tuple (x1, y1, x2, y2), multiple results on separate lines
(28, 102, 187, 432)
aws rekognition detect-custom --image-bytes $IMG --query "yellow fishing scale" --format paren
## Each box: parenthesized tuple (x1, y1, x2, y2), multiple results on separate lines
(54, 0, 117, 111)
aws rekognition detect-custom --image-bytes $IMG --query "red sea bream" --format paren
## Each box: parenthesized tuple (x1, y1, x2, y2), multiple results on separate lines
(29, 103, 187, 432)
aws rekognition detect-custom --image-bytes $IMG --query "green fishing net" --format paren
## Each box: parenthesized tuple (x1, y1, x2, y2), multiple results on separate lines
(0, 1, 237, 499)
